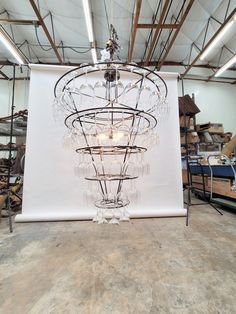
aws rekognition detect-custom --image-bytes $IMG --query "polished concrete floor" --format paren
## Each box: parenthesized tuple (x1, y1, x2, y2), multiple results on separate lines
(0, 203, 236, 314)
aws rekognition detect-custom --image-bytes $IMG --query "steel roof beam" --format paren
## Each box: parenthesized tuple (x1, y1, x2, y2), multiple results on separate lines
(156, 0, 194, 70)
(0, 19, 40, 26)
(137, 23, 178, 29)
(0, 69, 9, 79)
(184, 77, 234, 84)
(29, 0, 63, 64)
(1, 59, 236, 73)
(182, 7, 236, 78)
(10, 77, 234, 84)
(144, 0, 171, 66)
(128, 0, 142, 63)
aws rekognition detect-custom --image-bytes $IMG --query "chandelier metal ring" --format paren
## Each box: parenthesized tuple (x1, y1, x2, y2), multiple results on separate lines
(64, 107, 158, 134)
(76, 145, 147, 155)
(54, 61, 168, 99)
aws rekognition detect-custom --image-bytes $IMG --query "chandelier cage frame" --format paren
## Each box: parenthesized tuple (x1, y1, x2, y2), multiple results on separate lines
(53, 61, 169, 224)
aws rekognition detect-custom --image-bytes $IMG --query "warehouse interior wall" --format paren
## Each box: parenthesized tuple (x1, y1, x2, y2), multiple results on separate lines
(0, 80, 29, 116)
(178, 80, 236, 136)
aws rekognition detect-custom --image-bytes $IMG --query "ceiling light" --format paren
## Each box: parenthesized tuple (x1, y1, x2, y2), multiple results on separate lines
(91, 47, 97, 63)
(82, 0, 97, 63)
(200, 19, 235, 61)
(0, 27, 26, 64)
(82, 0, 94, 42)
(214, 54, 236, 77)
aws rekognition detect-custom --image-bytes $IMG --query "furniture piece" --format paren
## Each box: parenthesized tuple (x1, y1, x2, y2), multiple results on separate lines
(179, 94, 200, 158)
(0, 66, 27, 232)
(207, 155, 236, 210)
(185, 156, 223, 226)
(188, 155, 236, 211)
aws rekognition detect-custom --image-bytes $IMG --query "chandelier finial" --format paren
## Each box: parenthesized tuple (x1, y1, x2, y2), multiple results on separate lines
(105, 24, 120, 60)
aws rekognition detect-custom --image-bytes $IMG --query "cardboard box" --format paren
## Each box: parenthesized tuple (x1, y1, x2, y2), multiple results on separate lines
(182, 169, 188, 185)
(179, 115, 190, 128)
(192, 175, 207, 184)
(180, 132, 200, 144)
(192, 176, 232, 192)
(222, 134, 236, 157)
(207, 126, 224, 134)
(188, 132, 200, 144)
(196, 123, 224, 134)
(222, 133, 232, 143)
(189, 118, 194, 130)
(208, 177, 231, 192)
(192, 176, 236, 199)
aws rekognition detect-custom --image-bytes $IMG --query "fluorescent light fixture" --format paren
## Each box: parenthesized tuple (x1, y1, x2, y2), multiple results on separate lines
(82, 0, 94, 42)
(91, 48, 97, 63)
(214, 54, 236, 77)
(0, 27, 26, 64)
(82, 0, 98, 63)
(200, 19, 235, 61)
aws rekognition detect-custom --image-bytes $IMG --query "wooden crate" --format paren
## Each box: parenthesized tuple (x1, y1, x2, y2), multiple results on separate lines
(192, 176, 236, 199)
(192, 175, 207, 184)
(182, 169, 188, 185)
(208, 177, 231, 192)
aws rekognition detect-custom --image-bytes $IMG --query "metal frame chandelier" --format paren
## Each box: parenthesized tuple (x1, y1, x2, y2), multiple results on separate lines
(53, 26, 168, 224)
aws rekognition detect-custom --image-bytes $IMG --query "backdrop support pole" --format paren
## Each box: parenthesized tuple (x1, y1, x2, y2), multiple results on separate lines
(6, 64, 16, 233)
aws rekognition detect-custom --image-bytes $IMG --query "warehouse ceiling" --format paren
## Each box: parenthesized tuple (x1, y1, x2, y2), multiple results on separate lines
(0, 0, 236, 83)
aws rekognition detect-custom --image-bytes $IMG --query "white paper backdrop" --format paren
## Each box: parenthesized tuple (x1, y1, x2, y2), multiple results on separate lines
(15, 64, 185, 222)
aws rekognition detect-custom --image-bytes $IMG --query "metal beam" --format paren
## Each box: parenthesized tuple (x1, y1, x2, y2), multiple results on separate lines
(156, 0, 194, 70)
(207, 75, 236, 81)
(207, 70, 217, 82)
(184, 77, 234, 84)
(0, 60, 13, 65)
(144, 0, 171, 66)
(0, 77, 30, 80)
(182, 7, 236, 77)
(0, 19, 40, 26)
(137, 23, 178, 29)
(9, 77, 30, 81)
(1, 59, 236, 73)
(128, 0, 142, 62)
(0, 70, 9, 79)
(29, 0, 63, 64)
(139, 60, 236, 71)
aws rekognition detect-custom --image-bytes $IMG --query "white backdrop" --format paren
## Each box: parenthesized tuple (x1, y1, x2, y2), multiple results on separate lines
(15, 64, 185, 222)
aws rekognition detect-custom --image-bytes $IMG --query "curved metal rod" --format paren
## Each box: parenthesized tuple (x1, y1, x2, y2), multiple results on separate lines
(54, 61, 168, 98)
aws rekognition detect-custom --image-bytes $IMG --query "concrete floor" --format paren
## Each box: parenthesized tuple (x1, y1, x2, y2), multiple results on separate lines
(0, 203, 236, 314)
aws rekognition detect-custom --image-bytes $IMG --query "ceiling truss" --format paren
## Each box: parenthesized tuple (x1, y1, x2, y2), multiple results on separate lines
(29, 0, 63, 64)
(155, 0, 194, 70)
(182, 7, 236, 79)
(0, 0, 235, 83)
(128, 0, 142, 62)
(0, 18, 40, 26)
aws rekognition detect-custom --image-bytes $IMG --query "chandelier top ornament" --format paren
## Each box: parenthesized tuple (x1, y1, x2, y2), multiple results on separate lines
(53, 25, 169, 224)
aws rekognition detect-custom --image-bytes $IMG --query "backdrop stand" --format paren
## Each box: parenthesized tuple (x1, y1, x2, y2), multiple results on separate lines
(5, 64, 16, 232)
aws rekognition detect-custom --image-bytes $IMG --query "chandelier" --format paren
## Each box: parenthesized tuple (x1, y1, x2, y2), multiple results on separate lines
(53, 27, 168, 224)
